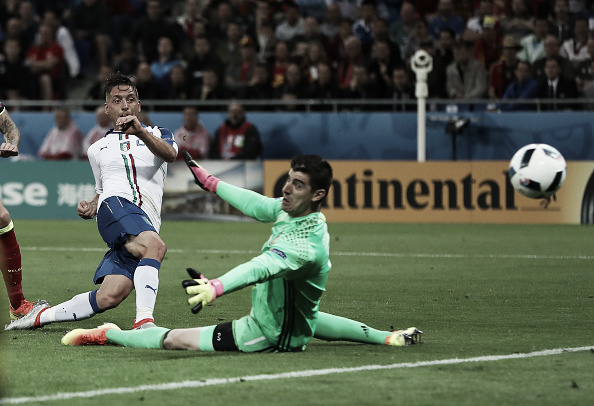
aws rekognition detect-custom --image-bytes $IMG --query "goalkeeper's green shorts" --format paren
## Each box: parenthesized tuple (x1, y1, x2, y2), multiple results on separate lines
(233, 315, 276, 353)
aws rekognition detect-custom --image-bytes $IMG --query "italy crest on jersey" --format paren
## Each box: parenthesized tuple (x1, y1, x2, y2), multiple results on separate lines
(120, 141, 130, 151)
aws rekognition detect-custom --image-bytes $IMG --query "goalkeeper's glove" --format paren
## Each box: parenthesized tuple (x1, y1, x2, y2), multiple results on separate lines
(182, 150, 220, 192)
(182, 268, 224, 313)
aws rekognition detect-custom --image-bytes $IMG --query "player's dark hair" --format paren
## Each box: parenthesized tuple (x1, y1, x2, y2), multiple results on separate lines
(291, 155, 333, 209)
(104, 72, 138, 101)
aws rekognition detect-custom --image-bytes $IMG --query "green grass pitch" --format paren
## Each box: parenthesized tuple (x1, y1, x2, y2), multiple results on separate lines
(0, 220, 593, 406)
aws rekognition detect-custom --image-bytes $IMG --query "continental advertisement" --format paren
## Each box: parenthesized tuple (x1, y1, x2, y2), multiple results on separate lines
(3, 160, 593, 224)
(264, 161, 594, 224)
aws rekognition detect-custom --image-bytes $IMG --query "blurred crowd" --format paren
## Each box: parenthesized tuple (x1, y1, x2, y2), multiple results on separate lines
(32, 101, 262, 161)
(1, 0, 594, 112)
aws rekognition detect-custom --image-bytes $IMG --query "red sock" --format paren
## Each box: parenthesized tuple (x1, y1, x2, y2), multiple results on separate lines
(0, 226, 25, 309)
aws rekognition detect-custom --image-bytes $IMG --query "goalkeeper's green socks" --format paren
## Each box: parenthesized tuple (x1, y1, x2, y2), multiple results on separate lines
(106, 327, 171, 349)
(314, 312, 390, 344)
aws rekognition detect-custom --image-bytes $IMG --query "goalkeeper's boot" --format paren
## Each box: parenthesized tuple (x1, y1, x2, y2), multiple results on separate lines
(4, 300, 50, 330)
(132, 318, 156, 329)
(61, 323, 121, 346)
(9, 299, 36, 320)
(385, 327, 423, 346)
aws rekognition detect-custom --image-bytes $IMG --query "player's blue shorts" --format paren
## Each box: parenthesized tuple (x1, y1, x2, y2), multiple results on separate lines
(93, 196, 156, 284)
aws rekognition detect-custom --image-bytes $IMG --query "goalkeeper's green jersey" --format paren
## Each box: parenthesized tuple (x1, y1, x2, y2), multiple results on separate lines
(215, 181, 332, 352)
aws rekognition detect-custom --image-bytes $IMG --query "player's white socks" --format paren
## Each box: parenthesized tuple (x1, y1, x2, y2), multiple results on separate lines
(39, 291, 96, 325)
(133, 259, 161, 322)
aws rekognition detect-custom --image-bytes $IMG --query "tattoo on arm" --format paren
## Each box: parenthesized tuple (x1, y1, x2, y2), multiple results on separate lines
(0, 113, 21, 146)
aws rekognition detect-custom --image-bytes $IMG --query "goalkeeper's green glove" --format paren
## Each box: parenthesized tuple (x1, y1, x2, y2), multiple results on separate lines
(182, 268, 225, 314)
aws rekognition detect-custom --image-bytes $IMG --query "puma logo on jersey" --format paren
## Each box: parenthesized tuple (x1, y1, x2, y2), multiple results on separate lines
(7, 268, 22, 273)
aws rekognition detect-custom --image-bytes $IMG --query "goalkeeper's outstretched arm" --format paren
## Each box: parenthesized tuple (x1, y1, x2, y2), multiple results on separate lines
(183, 150, 279, 222)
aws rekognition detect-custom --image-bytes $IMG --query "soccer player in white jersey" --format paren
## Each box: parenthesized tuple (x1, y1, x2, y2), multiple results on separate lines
(5, 73, 178, 331)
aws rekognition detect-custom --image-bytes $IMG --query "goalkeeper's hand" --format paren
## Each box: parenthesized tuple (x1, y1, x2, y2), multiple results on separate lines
(185, 279, 217, 313)
(181, 268, 224, 313)
(182, 150, 220, 192)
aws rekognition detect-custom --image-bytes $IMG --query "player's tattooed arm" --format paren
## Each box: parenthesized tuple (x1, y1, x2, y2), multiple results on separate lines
(0, 108, 20, 157)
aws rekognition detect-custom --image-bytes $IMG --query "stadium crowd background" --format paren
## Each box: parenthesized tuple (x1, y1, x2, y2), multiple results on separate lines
(1, 0, 594, 112)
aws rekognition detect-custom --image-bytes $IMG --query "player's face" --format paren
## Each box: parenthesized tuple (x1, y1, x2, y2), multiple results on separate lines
(105, 85, 141, 123)
(282, 169, 325, 217)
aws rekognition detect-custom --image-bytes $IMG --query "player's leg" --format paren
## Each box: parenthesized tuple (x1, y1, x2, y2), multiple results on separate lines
(63, 316, 276, 352)
(96, 197, 165, 328)
(62, 325, 219, 350)
(95, 321, 240, 350)
(124, 230, 166, 328)
(3, 249, 136, 330)
(314, 312, 390, 344)
(314, 312, 421, 346)
(0, 200, 33, 319)
(36, 274, 133, 327)
(160, 316, 273, 352)
(104, 322, 238, 351)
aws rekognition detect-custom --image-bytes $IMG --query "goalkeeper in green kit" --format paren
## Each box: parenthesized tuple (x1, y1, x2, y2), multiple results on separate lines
(62, 153, 421, 351)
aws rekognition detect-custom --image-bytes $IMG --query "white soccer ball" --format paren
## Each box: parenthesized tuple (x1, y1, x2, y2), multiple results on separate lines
(509, 143, 567, 199)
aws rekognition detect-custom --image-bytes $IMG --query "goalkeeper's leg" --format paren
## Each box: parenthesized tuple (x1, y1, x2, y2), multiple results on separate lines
(103, 322, 240, 351)
(314, 312, 391, 344)
(105, 327, 172, 348)
(106, 318, 271, 352)
(314, 312, 421, 346)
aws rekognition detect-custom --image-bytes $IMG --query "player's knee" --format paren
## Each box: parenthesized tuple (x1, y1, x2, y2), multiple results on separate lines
(146, 234, 167, 261)
(96, 290, 126, 310)
(162, 329, 199, 350)
(0, 208, 12, 228)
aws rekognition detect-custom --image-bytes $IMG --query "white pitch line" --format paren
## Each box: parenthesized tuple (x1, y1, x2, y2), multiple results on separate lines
(19, 246, 594, 260)
(0, 346, 591, 405)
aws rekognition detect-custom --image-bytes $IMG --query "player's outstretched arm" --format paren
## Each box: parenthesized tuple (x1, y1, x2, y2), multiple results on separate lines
(182, 250, 292, 314)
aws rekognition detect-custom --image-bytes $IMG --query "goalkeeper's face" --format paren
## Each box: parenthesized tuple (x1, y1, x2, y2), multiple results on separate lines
(281, 169, 325, 217)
